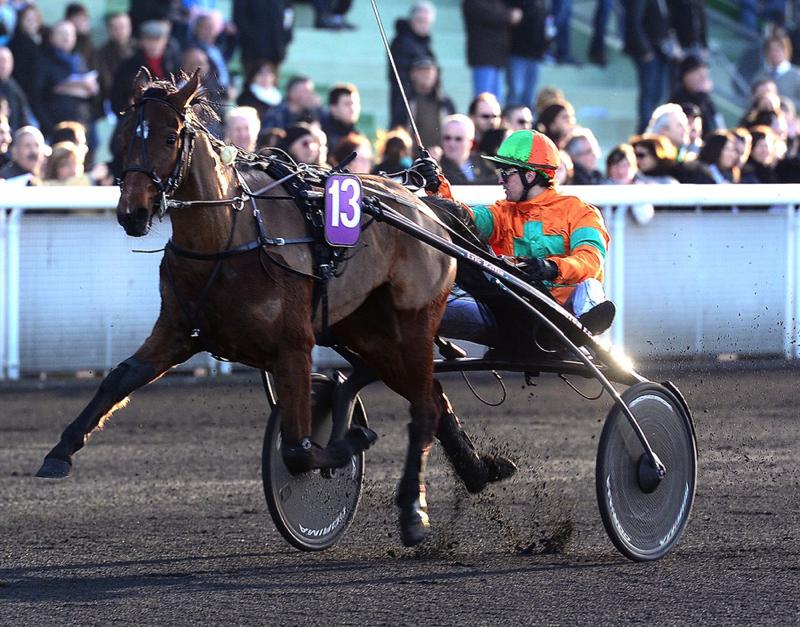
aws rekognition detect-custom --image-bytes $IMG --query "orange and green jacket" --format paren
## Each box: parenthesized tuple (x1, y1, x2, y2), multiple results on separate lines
(435, 178, 610, 305)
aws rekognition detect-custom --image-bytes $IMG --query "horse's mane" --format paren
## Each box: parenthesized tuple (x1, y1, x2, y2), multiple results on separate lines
(136, 72, 221, 127)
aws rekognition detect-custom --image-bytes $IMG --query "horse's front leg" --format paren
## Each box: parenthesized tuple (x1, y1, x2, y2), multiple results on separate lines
(36, 323, 196, 479)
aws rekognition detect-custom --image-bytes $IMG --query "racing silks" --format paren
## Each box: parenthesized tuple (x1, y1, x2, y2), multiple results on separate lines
(435, 177, 610, 305)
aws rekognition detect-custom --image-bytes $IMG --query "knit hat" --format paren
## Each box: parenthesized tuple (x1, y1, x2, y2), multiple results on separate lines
(278, 124, 313, 152)
(678, 55, 706, 79)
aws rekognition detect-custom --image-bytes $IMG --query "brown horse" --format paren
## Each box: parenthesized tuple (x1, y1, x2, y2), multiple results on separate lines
(35, 70, 513, 546)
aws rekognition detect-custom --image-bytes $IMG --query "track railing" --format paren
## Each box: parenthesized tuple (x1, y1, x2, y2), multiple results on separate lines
(1, 184, 799, 378)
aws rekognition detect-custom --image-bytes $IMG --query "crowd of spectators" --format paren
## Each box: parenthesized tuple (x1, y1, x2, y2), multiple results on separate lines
(0, 0, 797, 192)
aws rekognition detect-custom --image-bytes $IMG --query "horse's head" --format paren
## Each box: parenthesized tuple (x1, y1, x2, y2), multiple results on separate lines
(116, 68, 201, 236)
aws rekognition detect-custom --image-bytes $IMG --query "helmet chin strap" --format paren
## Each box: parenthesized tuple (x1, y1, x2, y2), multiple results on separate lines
(516, 168, 537, 202)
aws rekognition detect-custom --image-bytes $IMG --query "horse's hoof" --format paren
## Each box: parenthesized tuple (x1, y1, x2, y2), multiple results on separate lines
(281, 442, 314, 475)
(345, 425, 378, 452)
(483, 454, 517, 483)
(35, 457, 71, 479)
(399, 513, 431, 547)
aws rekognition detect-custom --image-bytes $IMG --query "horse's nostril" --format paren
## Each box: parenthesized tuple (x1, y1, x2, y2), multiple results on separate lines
(133, 206, 150, 224)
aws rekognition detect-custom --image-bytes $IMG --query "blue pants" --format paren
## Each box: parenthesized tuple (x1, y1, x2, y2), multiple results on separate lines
(552, 0, 573, 61)
(472, 66, 505, 102)
(438, 280, 609, 347)
(507, 56, 540, 108)
(634, 55, 669, 133)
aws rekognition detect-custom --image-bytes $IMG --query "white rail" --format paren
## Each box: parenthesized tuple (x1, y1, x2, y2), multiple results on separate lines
(1, 184, 799, 379)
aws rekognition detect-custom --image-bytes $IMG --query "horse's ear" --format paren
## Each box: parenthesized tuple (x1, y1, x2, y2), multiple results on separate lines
(173, 69, 201, 111)
(133, 66, 153, 95)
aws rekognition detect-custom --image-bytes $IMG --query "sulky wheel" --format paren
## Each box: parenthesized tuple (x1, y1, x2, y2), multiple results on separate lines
(596, 382, 697, 561)
(262, 373, 366, 551)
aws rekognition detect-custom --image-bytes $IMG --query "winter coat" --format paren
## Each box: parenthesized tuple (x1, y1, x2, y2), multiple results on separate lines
(622, 0, 672, 60)
(388, 18, 436, 128)
(233, 0, 293, 68)
(507, 0, 548, 59)
(462, 0, 516, 67)
(35, 45, 93, 135)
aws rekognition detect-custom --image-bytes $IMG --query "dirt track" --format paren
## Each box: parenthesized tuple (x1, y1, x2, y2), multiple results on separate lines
(1, 361, 799, 625)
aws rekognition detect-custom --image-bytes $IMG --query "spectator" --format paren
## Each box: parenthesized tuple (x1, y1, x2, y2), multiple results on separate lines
(191, 10, 231, 91)
(0, 47, 30, 130)
(779, 95, 799, 156)
(313, 0, 355, 30)
(225, 106, 260, 152)
(111, 20, 179, 115)
(630, 133, 680, 183)
(604, 144, 640, 184)
(476, 127, 509, 158)
(534, 85, 566, 114)
(257, 126, 285, 152)
(180, 46, 224, 133)
(264, 75, 322, 129)
(681, 101, 704, 159)
(438, 113, 495, 184)
(51, 120, 88, 155)
(372, 127, 413, 175)
(0, 0, 15, 47)
(670, 55, 722, 135)
(388, 2, 436, 128)
(9, 4, 44, 107)
(501, 104, 533, 131)
(565, 127, 604, 184)
(43, 140, 91, 185)
(468, 92, 502, 146)
(321, 83, 360, 151)
(506, 0, 547, 108)
(330, 132, 374, 172)
(94, 12, 135, 115)
(0, 112, 11, 166)
(697, 129, 740, 183)
(129, 0, 180, 36)
(667, 0, 707, 59)
(65, 3, 95, 70)
(278, 123, 322, 165)
(646, 103, 691, 160)
(237, 60, 282, 126)
(233, 0, 293, 78)
(407, 56, 455, 148)
(0, 125, 48, 183)
(746, 125, 780, 183)
(310, 123, 329, 165)
(622, 0, 678, 132)
(588, 0, 612, 66)
(555, 149, 574, 184)
(535, 100, 576, 148)
(462, 0, 523, 101)
(732, 126, 758, 182)
(551, 0, 576, 64)
(35, 21, 98, 138)
(753, 32, 800, 112)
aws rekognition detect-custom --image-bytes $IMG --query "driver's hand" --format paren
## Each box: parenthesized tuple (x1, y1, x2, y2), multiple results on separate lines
(412, 155, 441, 192)
(520, 257, 558, 282)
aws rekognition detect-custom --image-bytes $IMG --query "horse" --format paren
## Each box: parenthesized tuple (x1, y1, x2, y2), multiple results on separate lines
(35, 69, 514, 547)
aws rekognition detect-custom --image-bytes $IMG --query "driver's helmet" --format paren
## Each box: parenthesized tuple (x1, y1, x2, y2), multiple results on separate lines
(481, 130, 560, 181)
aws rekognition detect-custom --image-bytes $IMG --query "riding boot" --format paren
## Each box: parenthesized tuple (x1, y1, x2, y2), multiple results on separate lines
(396, 424, 430, 547)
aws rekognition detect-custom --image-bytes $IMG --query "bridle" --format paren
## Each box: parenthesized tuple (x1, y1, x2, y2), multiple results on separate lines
(120, 95, 201, 219)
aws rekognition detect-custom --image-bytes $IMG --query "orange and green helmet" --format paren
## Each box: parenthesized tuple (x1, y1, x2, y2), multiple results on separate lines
(482, 130, 560, 180)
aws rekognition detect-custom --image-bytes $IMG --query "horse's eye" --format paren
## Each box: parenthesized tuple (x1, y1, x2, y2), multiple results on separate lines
(166, 134, 178, 145)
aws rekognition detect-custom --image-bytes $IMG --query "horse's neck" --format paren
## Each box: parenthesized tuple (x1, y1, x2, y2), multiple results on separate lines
(169, 134, 245, 251)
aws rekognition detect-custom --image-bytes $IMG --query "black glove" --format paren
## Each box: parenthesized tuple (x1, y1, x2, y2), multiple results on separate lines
(521, 257, 558, 283)
(412, 156, 441, 192)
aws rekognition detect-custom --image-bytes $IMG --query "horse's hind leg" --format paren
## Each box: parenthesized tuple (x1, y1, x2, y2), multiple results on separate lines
(36, 323, 195, 479)
(434, 381, 517, 493)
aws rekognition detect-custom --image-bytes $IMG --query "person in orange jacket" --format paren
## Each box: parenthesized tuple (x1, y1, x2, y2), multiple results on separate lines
(414, 128, 616, 350)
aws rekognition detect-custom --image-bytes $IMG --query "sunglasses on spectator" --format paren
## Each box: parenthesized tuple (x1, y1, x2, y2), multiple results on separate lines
(634, 150, 652, 159)
(497, 167, 520, 184)
(478, 113, 499, 120)
(442, 135, 466, 142)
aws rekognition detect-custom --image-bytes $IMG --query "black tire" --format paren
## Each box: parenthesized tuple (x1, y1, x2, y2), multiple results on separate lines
(596, 382, 697, 561)
(262, 373, 366, 551)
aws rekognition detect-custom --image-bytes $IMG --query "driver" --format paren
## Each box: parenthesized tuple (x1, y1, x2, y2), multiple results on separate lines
(415, 129, 616, 352)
